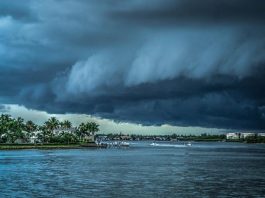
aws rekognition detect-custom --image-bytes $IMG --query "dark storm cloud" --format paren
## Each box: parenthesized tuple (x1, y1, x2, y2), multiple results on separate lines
(112, 0, 265, 25)
(0, 0, 36, 22)
(1, 0, 265, 130)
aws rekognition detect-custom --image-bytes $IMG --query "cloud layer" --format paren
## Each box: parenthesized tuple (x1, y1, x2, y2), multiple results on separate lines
(1, 104, 223, 135)
(1, 0, 265, 129)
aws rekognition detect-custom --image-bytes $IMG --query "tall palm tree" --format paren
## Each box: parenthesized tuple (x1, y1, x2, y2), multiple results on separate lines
(43, 117, 60, 141)
(7, 117, 25, 143)
(0, 114, 11, 136)
(0, 114, 13, 142)
(60, 120, 72, 130)
(0, 115, 101, 144)
(44, 117, 60, 131)
(58, 120, 73, 143)
(77, 122, 87, 141)
(77, 121, 99, 142)
(0, 114, 12, 122)
(25, 120, 37, 142)
(38, 125, 52, 143)
(16, 117, 25, 130)
(88, 122, 99, 135)
(25, 120, 37, 132)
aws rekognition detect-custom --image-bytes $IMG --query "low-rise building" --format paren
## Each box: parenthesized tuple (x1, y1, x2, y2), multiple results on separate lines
(120, 135, 131, 140)
(226, 133, 240, 140)
(30, 130, 42, 143)
(241, 132, 255, 139)
(84, 132, 95, 142)
(53, 127, 77, 136)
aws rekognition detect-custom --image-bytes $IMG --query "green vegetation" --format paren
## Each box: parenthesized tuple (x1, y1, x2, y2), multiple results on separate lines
(98, 133, 226, 142)
(0, 143, 81, 150)
(0, 114, 99, 146)
(245, 134, 265, 143)
(2, 113, 263, 150)
(172, 133, 226, 141)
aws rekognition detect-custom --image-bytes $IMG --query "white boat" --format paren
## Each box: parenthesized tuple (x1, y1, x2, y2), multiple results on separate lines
(150, 142, 159, 146)
(109, 141, 129, 147)
(120, 141, 130, 147)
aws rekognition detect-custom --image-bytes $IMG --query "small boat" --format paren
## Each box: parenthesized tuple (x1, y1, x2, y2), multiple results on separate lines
(186, 142, 192, 147)
(108, 141, 130, 147)
(150, 142, 159, 146)
(120, 141, 130, 147)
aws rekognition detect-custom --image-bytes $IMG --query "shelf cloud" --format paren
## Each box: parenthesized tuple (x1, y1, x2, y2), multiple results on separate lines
(1, 0, 265, 130)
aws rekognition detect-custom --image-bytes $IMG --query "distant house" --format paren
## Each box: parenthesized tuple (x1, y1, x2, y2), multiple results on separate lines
(30, 135, 38, 144)
(96, 135, 108, 142)
(241, 133, 255, 139)
(14, 138, 27, 144)
(30, 130, 42, 143)
(84, 132, 95, 142)
(53, 127, 77, 136)
(226, 133, 240, 140)
(120, 135, 131, 140)
(258, 133, 265, 137)
(15, 131, 29, 143)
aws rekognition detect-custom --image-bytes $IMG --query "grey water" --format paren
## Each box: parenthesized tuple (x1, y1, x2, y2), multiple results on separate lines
(0, 142, 265, 198)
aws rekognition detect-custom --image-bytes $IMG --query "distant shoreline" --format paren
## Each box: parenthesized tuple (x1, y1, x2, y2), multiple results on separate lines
(1, 140, 262, 150)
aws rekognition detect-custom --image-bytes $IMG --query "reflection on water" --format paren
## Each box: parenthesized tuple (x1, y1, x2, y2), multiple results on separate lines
(0, 142, 265, 197)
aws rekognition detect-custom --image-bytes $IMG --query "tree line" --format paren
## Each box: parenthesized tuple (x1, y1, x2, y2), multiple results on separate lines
(0, 114, 99, 144)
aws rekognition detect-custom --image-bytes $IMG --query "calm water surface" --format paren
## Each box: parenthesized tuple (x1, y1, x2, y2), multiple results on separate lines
(0, 142, 265, 198)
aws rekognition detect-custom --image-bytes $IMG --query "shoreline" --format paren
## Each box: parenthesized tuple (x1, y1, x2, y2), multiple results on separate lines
(0, 143, 105, 150)
(1, 141, 263, 150)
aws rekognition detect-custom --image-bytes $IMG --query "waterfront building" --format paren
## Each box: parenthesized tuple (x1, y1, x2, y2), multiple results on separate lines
(84, 132, 95, 142)
(241, 133, 255, 139)
(120, 135, 131, 140)
(226, 133, 240, 140)
(53, 127, 77, 136)
(30, 130, 42, 143)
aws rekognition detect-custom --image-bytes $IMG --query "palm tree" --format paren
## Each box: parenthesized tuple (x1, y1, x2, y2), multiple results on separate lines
(44, 117, 60, 131)
(88, 122, 99, 135)
(58, 120, 73, 143)
(0, 115, 100, 144)
(25, 120, 37, 142)
(0, 114, 13, 142)
(43, 117, 60, 142)
(38, 125, 52, 143)
(0, 114, 12, 123)
(77, 122, 88, 141)
(0, 114, 11, 137)
(60, 120, 72, 130)
(60, 133, 78, 144)
(25, 120, 37, 132)
(16, 117, 25, 130)
(7, 117, 25, 143)
(77, 121, 99, 142)
(86, 122, 99, 143)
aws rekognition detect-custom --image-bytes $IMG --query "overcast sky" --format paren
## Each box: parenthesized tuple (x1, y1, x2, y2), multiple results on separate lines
(1, 0, 265, 134)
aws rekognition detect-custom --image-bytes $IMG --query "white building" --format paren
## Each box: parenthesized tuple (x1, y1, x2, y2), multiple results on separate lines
(226, 133, 240, 140)
(241, 133, 255, 139)
(258, 133, 265, 137)
(30, 130, 42, 143)
(84, 132, 95, 142)
(53, 127, 77, 136)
